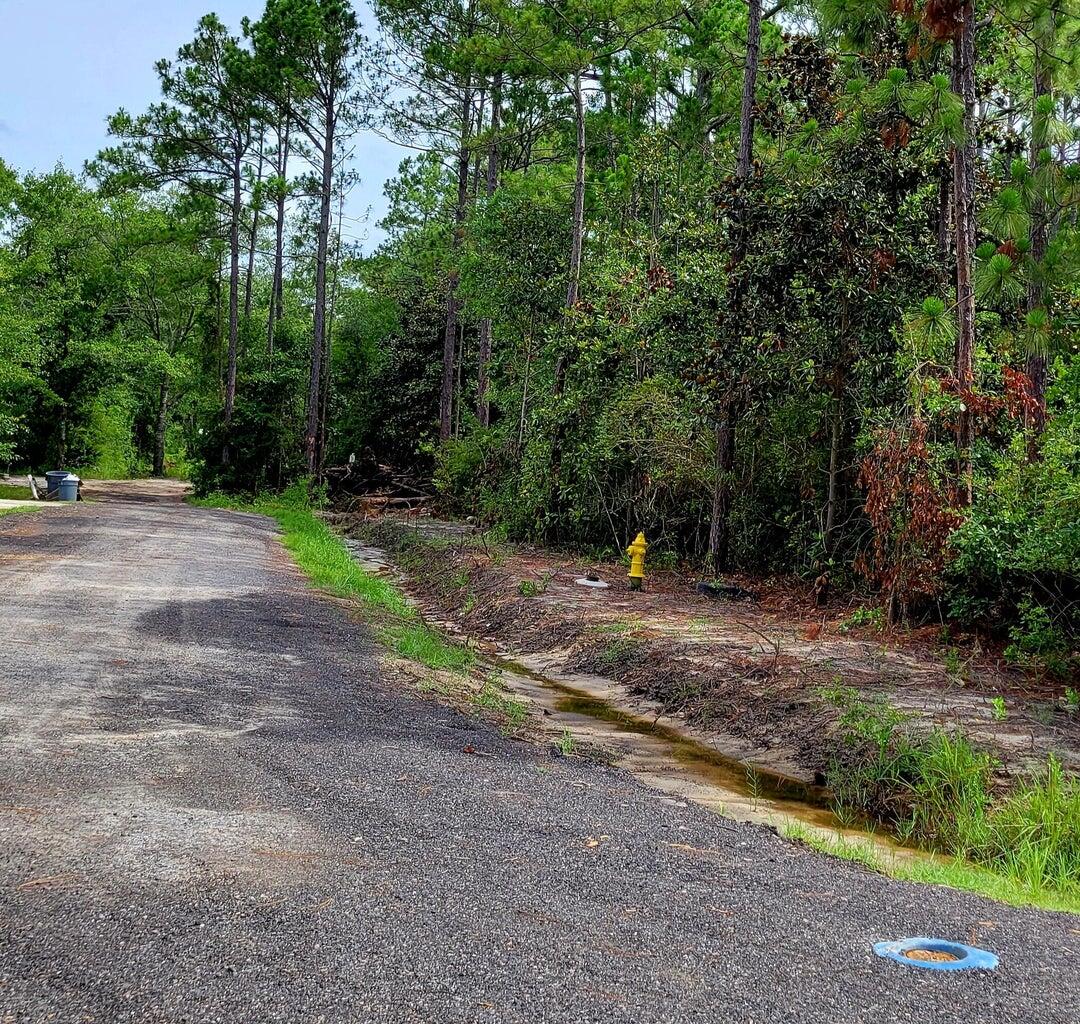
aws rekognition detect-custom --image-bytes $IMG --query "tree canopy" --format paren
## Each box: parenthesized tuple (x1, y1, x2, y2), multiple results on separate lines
(2, 0, 1078, 670)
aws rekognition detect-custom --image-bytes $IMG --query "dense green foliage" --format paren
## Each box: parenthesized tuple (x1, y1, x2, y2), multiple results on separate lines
(1, 0, 1077, 664)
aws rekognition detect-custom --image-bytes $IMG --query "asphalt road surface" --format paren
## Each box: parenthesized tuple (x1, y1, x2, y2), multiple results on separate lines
(0, 482, 1076, 1023)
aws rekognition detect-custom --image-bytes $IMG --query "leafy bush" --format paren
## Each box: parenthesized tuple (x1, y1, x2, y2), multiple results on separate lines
(1005, 600, 1073, 677)
(948, 412, 1080, 674)
(71, 387, 141, 478)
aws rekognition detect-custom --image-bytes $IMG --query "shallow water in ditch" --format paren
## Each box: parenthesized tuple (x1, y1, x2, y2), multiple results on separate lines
(344, 538, 920, 861)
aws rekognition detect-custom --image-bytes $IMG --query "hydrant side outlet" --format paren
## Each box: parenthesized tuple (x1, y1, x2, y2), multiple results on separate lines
(627, 532, 648, 591)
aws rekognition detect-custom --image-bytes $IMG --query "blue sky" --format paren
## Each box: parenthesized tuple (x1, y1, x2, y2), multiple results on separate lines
(0, 0, 403, 252)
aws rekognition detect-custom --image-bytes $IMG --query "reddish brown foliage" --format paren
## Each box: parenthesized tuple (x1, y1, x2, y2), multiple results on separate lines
(868, 248, 897, 291)
(880, 120, 912, 151)
(922, 0, 966, 40)
(858, 419, 963, 620)
(647, 263, 674, 292)
(939, 375, 1005, 429)
(1003, 366, 1042, 422)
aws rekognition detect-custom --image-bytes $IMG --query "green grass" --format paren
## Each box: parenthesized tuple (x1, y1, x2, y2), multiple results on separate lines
(783, 822, 1080, 914)
(473, 676, 529, 732)
(589, 618, 638, 636)
(0, 484, 33, 500)
(0, 505, 43, 519)
(192, 486, 471, 673)
(820, 685, 1080, 907)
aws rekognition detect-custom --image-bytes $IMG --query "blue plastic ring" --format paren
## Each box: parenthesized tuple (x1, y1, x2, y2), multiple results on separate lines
(874, 937, 999, 971)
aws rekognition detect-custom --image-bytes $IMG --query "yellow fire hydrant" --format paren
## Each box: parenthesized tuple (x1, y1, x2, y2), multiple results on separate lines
(627, 531, 648, 591)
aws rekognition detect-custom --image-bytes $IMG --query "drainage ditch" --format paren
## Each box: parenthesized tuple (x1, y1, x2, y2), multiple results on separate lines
(344, 538, 921, 861)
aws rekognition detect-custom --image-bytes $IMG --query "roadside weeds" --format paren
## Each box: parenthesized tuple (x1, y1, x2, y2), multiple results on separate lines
(341, 515, 1080, 914)
(784, 822, 1080, 915)
(191, 488, 540, 740)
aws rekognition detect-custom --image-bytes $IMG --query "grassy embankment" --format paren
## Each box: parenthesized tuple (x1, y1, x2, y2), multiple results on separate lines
(785, 822, 1080, 914)
(191, 486, 471, 673)
(801, 686, 1080, 912)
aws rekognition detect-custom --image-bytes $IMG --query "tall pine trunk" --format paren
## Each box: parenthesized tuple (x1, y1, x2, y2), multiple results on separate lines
(268, 116, 291, 356)
(476, 71, 502, 428)
(951, 3, 977, 502)
(440, 77, 473, 441)
(1026, 20, 1054, 439)
(305, 98, 335, 477)
(316, 191, 346, 478)
(546, 74, 588, 530)
(736, 0, 761, 184)
(708, 0, 761, 572)
(566, 76, 587, 311)
(244, 131, 265, 321)
(222, 151, 243, 466)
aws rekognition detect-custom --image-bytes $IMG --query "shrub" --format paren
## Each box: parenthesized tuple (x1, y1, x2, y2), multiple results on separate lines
(1004, 599, 1074, 677)
(947, 413, 1080, 672)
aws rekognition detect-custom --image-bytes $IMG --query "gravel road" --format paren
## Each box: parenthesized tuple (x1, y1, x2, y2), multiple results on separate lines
(0, 482, 1075, 1023)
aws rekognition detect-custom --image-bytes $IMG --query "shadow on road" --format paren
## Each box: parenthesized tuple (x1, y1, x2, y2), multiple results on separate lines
(81, 479, 192, 504)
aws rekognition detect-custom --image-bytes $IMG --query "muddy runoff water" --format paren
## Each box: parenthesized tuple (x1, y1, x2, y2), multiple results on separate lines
(344, 539, 920, 861)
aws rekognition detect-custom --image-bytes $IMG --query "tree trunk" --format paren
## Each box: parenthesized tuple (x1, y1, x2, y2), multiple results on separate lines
(951, 5, 977, 502)
(305, 99, 335, 478)
(545, 76, 588, 531)
(695, 65, 714, 154)
(1026, 30, 1054, 439)
(707, 398, 738, 572)
(244, 131, 265, 321)
(222, 152, 243, 466)
(153, 375, 170, 479)
(268, 115, 291, 356)
(736, 0, 762, 183)
(476, 71, 502, 429)
(708, 0, 761, 572)
(517, 334, 533, 452)
(825, 379, 843, 543)
(317, 190, 346, 480)
(566, 75, 587, 310)
(214, 248, 224, 386)
(455, 321, 465, 438)
(440, 77, 473, 442)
